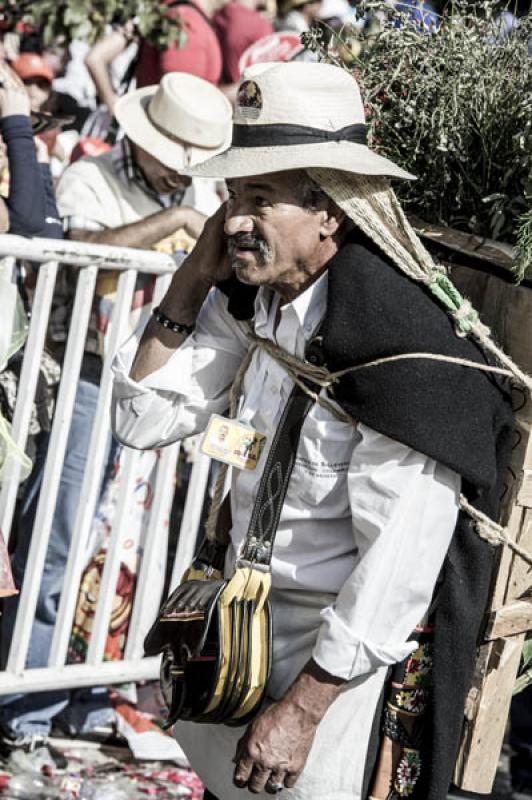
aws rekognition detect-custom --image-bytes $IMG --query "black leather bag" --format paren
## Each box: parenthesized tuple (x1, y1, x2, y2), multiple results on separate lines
(145, 337, 323, 728)
(145, 546, 273, 727)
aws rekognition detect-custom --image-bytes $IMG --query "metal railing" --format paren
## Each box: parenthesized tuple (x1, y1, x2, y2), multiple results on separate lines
(0, 235, 211, 693)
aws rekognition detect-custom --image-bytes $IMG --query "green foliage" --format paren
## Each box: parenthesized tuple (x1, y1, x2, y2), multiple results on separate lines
(514, 635, 532, 695)
(0, 0, 186, 49)
(305, 2, 532, 252)
(515, 207, 532, 282)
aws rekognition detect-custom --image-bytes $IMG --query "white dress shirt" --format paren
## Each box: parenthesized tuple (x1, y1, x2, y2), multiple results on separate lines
(112, 274, 460, 681)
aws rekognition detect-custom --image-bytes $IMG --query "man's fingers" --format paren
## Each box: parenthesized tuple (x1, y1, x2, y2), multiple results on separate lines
(248, 765, 271, 794)
(284, 771, 300, 789)
(265, 769, 287, 795)
(233, 752, 254, 788)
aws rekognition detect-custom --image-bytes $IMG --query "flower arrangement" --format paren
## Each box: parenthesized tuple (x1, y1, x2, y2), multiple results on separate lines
(0, 0, 185, 49)
(305, 1, 531, 277)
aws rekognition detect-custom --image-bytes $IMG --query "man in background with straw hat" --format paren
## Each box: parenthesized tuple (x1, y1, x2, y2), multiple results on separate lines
(112, 62, 515, 799)
(0, 73, 232, 751)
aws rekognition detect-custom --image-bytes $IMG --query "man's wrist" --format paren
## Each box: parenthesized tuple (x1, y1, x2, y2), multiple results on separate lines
(281, 659, 345, 726)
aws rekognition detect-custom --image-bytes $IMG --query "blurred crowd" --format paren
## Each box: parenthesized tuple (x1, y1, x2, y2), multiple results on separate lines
(0, 0, 529, 796)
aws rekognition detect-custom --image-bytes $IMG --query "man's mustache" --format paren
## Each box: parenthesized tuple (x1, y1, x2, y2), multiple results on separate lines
(226, 233, 274, 266)
(226, 233, 265, 253)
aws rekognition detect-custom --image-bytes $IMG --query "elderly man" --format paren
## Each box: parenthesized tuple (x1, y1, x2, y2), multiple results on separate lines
(112, 63, 513, 799)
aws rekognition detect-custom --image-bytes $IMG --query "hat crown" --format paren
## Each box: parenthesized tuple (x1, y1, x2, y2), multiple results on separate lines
(235, 61, 365, 131)
(148, 72, 232, 149)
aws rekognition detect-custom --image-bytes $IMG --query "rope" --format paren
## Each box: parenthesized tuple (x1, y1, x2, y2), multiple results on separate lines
(204, 328, 532, 565)
(460, 494, 532, 568)
(232, 330, 532, 566)
(245, 329, 515, 425)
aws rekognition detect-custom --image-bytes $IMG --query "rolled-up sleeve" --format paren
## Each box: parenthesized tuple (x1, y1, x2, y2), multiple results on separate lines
(312, 423, 460, 681)
(111, 288, 249, 449)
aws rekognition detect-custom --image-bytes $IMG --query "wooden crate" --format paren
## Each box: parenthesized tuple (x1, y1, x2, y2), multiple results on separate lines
(414, 218, 532, 793)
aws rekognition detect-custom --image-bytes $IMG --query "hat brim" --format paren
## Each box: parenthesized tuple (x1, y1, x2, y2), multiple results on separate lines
(114, 86, 231, 171)
(182, 141, 416, 181)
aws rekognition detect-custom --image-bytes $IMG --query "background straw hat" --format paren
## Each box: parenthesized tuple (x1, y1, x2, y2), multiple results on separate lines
(185, 61, 415, 180)
(114, 72, 233, 170)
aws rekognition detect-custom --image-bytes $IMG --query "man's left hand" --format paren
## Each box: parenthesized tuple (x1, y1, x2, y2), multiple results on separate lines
(232, 659, 345, 794)
(233, 697, 318, 794)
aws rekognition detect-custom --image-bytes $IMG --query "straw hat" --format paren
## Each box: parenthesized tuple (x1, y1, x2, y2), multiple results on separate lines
(114, 72, 233, 170)
(184, 61, 415, 180)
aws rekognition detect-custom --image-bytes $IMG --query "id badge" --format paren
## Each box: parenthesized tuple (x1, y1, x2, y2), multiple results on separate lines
(201, 414, 266, 471)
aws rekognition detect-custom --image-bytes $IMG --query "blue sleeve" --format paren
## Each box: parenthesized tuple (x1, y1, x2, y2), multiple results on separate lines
(0, 115, 62, 239)
(38, 164, 63, 240)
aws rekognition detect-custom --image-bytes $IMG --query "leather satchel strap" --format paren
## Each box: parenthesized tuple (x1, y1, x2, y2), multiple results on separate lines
(240, 335, 325, 567)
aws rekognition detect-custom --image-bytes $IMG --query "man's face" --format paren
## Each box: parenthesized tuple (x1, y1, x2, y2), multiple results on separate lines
(131, 142, 192, 195)
(24, 77, 52, 113)
(224, 170, 335, 295)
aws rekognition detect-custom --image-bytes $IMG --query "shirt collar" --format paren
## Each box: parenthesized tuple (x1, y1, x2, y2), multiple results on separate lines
(254, 271, 328, 342)
(112, 138, 185, 208)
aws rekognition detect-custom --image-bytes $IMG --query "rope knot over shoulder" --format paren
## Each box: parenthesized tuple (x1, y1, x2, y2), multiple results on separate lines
(428, 272, 489, 338)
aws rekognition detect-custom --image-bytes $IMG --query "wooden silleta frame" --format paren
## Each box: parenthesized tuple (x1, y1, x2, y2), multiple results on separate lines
(414, 218, 532, 794)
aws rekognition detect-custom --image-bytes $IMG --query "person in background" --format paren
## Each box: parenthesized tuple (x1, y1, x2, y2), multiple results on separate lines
(11, 50, 89, 177)
(10, 52, 53, 114)
(85, 0, 223, 119)
(213, 0, 273, 87)
(0, 60, 62, 239)
(276, 0, 322, 34)
(16, 33, 91, 133)
(392, 0, 439, 32)
(0, 73, 232, 751)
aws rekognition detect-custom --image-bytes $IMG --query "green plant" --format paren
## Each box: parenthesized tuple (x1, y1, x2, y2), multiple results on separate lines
(305, 2, 532, 258)
(514, 635, 532, 695)
(0, 0, 186, 50)
(515, 207, 532, 282)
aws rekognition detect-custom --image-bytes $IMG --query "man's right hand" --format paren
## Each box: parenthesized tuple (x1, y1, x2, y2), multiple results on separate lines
(187, 203, 233, 286)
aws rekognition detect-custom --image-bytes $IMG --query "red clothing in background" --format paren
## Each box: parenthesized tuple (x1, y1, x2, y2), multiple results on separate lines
(213, 3, 273, 84)
(136, 2, 222, 87)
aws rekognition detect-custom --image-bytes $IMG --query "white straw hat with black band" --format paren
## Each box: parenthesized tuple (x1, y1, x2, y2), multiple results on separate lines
(183, 61, 415, 180)
(114, 72, 233, 171)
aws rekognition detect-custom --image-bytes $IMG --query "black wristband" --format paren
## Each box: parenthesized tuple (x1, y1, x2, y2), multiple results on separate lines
(152, 306, 195, 336)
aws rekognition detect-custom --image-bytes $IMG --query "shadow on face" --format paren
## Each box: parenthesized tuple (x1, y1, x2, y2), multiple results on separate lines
(130, 140, 192, 195)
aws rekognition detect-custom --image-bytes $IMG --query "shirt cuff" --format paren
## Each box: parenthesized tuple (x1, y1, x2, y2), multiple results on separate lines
(111, 318, 200, 404)
(312, 606, 417, 681)
(0, 114, 33, 142)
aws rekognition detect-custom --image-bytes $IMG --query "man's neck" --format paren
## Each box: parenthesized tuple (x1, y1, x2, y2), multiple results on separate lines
(273, 239, 341, 303)
(274, 262, 329, 305)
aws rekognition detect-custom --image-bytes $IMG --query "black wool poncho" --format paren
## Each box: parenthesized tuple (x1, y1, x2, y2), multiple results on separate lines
(219, 227, 515, 800)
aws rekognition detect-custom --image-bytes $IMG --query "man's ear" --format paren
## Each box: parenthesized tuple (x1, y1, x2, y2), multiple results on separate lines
(319, 201, 346, 239)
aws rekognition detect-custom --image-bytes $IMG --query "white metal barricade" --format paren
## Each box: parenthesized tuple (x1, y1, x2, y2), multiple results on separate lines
(0, 235, 212, 694)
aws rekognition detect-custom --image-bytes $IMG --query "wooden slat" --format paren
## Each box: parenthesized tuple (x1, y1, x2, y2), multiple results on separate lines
(508, 511, 532, 603)
(411, 215, 515, 272)
(451, 258, 532, 792)
(454, 635, 525, 792)
(485, 600, 532, 640)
